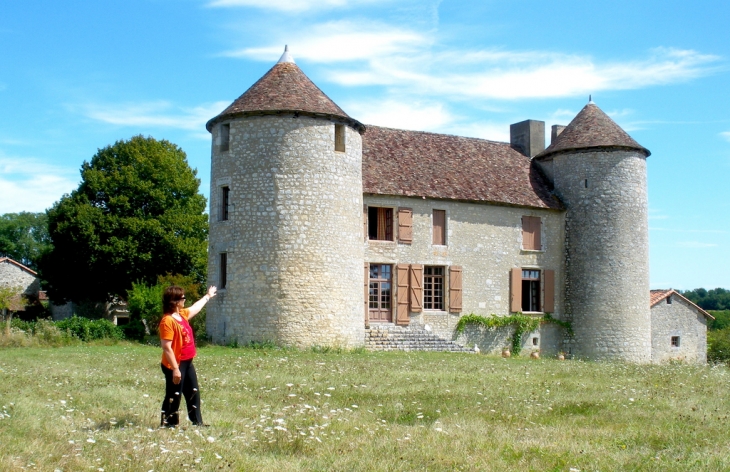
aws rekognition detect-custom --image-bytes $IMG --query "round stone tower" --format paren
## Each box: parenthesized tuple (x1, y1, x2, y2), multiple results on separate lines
(535, 102, 652, 362)
(205, 47, 366, 348)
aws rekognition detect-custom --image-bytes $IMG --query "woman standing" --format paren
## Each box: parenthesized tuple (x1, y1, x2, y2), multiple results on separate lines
(159, 285, 216, 428)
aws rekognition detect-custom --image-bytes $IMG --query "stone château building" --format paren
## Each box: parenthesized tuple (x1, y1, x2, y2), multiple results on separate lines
(204, 47, 708, 363)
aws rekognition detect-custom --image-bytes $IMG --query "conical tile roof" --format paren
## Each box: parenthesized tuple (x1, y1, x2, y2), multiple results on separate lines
(206, 48, 364, 132)
(536, 103, 649, 159)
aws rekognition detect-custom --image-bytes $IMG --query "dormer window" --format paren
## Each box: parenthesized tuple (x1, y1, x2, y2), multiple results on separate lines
(334, 124, 345, 152)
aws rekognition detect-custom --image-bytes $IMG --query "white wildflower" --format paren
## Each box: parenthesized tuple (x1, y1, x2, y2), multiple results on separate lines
(207, 436, 215, 443)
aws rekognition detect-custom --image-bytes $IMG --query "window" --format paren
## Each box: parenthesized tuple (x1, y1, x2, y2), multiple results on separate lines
(368, 264, 392, 322)
(433, 210, 446, 245)
(424, 266, 444, 310)
(219, 253, 227, 289)
(667, 296, 672, 304)
(220, 186, 230, 221)
(532, 337, 539, 346)
(522, 216, 542, 250)
(522, 269, 541, 312)
(671, 336, 680, 347)
(368, 207, 393, 241)
(334, 124, 345, 152)
(220, 123, 230, 152)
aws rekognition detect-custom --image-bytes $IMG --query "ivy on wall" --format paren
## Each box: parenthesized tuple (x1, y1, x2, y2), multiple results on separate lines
(455, 313, 572, 355)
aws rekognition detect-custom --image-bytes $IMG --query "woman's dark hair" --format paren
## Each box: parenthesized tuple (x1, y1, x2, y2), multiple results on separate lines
(163, 286, 185, 314)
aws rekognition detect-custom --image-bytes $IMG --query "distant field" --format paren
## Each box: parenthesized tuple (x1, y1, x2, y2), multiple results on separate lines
(1, 344, 730, 471)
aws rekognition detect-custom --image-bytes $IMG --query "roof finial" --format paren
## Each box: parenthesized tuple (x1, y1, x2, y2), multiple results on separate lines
(277, 45, 295, 64)
(588, 94, 594, 104)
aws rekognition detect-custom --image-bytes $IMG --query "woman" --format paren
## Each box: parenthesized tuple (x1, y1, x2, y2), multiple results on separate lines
(159, 285, 216, 428)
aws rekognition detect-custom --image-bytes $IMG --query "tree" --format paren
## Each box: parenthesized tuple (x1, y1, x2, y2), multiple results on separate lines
(682, 288, 730, 311)
(0, 212, 51, 270)
(38, 136, 208, 305)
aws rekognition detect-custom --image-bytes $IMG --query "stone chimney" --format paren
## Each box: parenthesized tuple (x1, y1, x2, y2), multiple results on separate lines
(551, 125, 566, 144)
(510, 120, 545, 157)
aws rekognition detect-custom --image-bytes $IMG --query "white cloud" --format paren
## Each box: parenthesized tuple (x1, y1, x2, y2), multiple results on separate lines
(208, 0, 360, 12)
(0, 155, 78, 213)
(79, 100, 230, 134)
(720, 131, 730, 142)
(346, 99, 453, 132)
(224, 21, 429, 63)
(676, 241, 718, 248)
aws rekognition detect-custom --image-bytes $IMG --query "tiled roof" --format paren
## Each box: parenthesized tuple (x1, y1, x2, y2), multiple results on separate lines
(362, 126, 562, 210)
(206, 62, 364, 132)
(0, 257, 37, 276)
(650, 289, 714, 320)
(536, 103, 650, 159)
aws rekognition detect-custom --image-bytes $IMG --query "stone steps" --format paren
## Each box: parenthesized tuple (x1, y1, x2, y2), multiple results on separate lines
(365, 325, 475, 353)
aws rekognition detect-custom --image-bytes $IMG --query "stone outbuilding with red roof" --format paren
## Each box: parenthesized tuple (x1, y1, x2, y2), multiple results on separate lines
(0, 257, 41, 313)
(650, 289, 713, 364)
(203, 47, 699, 363)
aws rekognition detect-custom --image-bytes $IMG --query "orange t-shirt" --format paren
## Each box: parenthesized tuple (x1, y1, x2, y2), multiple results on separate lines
(159, 309, 193, 369)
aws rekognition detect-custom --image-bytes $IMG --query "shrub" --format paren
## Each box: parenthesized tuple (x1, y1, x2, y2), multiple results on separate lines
(56, 316, 124, 342)
(707, 327, 730, 363)
(708, 310, 730, 331)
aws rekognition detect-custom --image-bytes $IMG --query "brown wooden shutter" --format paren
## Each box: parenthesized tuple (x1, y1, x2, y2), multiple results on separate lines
(510, 268, 522, 313)
(449, 266, 462, 313)
(409, 264, 423, 312)
(543, 269, 555, 313)
(522, 216, 542, 250)
(433, 210, 446, 245)
(535, 218, 542, 250)
(397, 208, 413, 244)
(364, 262, 370, 327)
(396, 264, 410, 325)
(363, 204, 368, 241)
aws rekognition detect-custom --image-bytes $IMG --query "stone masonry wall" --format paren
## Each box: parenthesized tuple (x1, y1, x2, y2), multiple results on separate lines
(0, 261, 39, 297)
(651, 296, 708, 364)
(552, 150, 651, 362)
(364, 195, 567, 356)
(207, 115, 365, 348)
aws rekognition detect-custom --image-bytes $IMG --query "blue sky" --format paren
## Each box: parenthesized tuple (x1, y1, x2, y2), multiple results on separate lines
(1, 0, 728, 290)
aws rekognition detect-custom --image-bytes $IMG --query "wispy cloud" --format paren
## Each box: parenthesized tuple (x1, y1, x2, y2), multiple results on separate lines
(676, 241, 719, 248)
(0, 155, 78, 213)
(208, 0, 384, 12)
(346, 99, 453, 132)
(721, 131, 730, 142)
(77, 100, 229, 137)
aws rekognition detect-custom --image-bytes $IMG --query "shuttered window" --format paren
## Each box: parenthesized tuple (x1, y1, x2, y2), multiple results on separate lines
(522, 216, 542, 250)
(396, 264, 410, 325)
(397, 208, 413, 244)
(433, 210, 446, 245)
(367, 207, 394, 241)
(409, 264, 423, 312)
(511, 268, 554, 313)
(449, 266, 462, 313)
(364, 262, 369, 326)
(424, 266, 444, 310)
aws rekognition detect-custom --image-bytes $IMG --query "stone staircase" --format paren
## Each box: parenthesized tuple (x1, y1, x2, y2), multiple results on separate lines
(365, 324, 475, 353)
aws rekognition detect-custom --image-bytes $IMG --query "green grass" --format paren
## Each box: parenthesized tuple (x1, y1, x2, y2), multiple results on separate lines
(2, 344, 730, 471)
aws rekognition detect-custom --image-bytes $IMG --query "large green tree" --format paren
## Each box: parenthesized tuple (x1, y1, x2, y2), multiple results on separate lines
(38, 136, 208, 304)
(0, 212, 51, 270)
(682, 288, 730, 311)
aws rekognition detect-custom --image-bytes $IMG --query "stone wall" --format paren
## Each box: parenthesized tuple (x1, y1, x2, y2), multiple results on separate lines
(364, 195, 567, 355)
(651, 295, 708, 364)
(552, 149, 651, 362)
(207, 114, 365, 348)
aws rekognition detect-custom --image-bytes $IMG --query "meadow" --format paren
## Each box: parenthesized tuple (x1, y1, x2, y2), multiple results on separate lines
(1, 344, 730, 471)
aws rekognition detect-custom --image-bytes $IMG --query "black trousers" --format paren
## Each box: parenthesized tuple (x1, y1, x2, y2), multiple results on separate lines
(160, 360, 203, 427)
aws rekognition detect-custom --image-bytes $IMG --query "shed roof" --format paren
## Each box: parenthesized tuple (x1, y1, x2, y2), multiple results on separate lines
(650, 289, 714, 320)
(537, 103, 650, 159)
(362, 126, 562, 210)
(206, 48, 364, 133)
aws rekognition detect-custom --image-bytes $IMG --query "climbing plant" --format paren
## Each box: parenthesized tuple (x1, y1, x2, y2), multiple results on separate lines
(455, 313, 572, 355)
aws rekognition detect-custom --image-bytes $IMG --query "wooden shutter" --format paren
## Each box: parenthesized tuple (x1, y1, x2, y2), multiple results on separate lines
(543, 269, 555, 313)
(510, 268, 522, 312)
(363, 204, 368, 241)
(409, 264, 423, 312)
(433, 210, 446, 245)
(396, 264, 410, 325)
(522, 216, 542, 250)
(397, 208, 413, 244)
(364, 263, 370, 326)
(449, 266, 462, 313)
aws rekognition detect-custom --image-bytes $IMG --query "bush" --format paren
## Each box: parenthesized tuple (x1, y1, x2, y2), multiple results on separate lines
(708, 310, 730, 331)
(56, 316, 124, 342)
(707, 328, 730, 363)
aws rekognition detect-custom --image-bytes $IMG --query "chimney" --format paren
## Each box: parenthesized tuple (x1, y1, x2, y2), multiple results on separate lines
(551, 125, 566, 145)
(510, 120, 545, 157)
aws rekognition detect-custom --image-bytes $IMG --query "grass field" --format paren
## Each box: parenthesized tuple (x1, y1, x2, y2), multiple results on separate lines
(2, 344, 730, 471)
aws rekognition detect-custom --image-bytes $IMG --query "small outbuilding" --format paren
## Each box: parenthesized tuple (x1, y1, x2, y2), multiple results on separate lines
(650, 289, 713, 364)
(0, 257, 41, 314)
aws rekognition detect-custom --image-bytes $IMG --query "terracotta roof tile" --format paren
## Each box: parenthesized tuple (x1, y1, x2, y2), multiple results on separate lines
(650, 289, 714, 319)
(206, 62, 364, 132)
(537, 103, 649, 159)
(362, 126, 562, 209)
